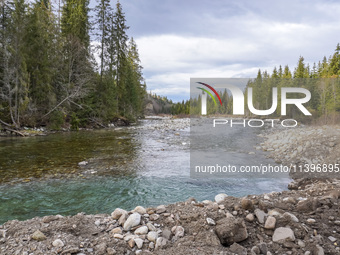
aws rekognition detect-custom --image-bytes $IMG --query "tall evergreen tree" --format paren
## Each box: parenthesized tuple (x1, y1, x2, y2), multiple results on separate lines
(112, 0, 129, 114)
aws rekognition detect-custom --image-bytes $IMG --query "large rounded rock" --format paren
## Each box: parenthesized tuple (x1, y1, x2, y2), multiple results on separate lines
(123, 213, 141, 231)
(111, 208, 127, 220)
(215, 218, 248, 246)
(215, 193, 228, 204)
(133, 206, 147, 215)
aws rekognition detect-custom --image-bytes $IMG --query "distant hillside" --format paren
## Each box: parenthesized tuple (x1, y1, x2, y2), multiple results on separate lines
(144, 93, 173, 115)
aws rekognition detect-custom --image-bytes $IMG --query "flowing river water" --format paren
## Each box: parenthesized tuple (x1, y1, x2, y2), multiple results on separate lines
(0, 117, 290, 224)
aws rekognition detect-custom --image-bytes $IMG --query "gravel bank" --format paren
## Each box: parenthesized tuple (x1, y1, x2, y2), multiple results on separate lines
(1, 179, 340, 254)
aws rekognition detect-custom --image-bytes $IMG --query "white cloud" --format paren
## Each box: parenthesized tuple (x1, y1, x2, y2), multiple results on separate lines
(135, 9, 340, 101)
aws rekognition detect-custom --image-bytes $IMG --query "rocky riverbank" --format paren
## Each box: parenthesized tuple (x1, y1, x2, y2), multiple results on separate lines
(259, 125, 340, 179)
(1, 123, 339, 254)
(1, 179, 340, 254)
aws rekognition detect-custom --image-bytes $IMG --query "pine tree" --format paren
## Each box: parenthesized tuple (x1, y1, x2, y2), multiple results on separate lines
(61, 0, 90, 49)
(112, 0, 129, 114)
(94, 0, 112, 80)
(0, 0, 30, 128)
(25, 0, 58, 114)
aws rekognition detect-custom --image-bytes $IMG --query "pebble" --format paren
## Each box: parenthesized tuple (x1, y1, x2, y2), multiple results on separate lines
(206, 218, 216, 226)
(246, 213, 255, 222)
(31, 230, 46, 241)
(52, 239, 64, 247)
(133, 206, 147, 215)
(215, 193, 228, 204)
(128, 238, 135, 248)
(134, 238, 144, 249)
(254, 209, 267, 224)
(155, 237, 167, 249)
(156, 205, 166, 214)
(113, 234, 124, 239)
(111, 208, 127, 220)
(147, 231, 158, 242)
(172, 226, 185, 238)
(241, 198, 254, 210)
(111, 227, 122, 234)
(134, 226, 148, 235)
(123, 213, 141, 231)
(328, 236, 337, 242)
(150, 214, 160, 221)
(147, 222, 157, 232)
(307, 218, 316, 224)
(272, 227, 295, 243)
(298, 240, 306, 248)
(78, 161, 88, 166)
(283, 212, 299, 223)
(264, 216, 276, 230)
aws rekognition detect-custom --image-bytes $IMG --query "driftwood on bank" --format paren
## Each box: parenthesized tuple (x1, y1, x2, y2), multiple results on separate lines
(0, 119, 25, 136)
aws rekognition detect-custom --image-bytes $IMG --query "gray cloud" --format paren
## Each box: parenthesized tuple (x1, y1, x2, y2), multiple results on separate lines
(98, 0, 340, 101)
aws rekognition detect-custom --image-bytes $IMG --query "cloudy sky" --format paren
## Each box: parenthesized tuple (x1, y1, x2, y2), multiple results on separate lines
(102, 0, 340, 101)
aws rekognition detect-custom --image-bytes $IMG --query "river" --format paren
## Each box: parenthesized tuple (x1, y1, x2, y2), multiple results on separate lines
(0, 117, 290, 224)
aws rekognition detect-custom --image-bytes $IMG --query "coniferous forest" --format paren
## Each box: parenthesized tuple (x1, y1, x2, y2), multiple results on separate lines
(0, 0, 146, 130)
(190, 44, 340, 123)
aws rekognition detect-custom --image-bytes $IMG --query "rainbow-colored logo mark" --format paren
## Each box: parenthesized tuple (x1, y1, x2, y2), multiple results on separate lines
(196, 82, 222, 106)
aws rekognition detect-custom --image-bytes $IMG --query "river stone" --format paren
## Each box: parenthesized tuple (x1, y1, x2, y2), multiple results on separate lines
(118, 212, 128, 226)
(206, 217, 216, 225)
(113, 234, 124, 239)
(156, 205, 166, 214)
(297, 198, 319, 212)
(172, 226, 185, 238)
(111, 208, 127, 220)
(147, 223, 157, 231)
(328, 236, 337, 242)
(241, 198, 254, 210)
(215, 218, 248, 245)
(147, 231, 158, 242)
(255, 209, 267, 224)
(32, 230, 46, 241)
(314, 245, 324, 255)
(134, 226, 148, 235)
(52, 239, 64, 247)
(149, 242, 155, 249)
(307, 218, 316, 224)
(272, 227, 295, 243)
(134, 238, 144, 249)
(111, 227, 122, 234)
(96, 242, 107, 255)
(124, 213, 141, 231)
(215, 193, 228, 204)
(229, 242, 247, 255)
(128, 238, 135, 248)
(283, 212, 299, 223)
(106, 248, 116, 255)
(155, 237, 167, 249)
(264, 216, 276, 229)
(162, 228, 172, 240)
(150, 214, 160, 221)
(133, 206, 147, 215)
(246, 213, 255, 222)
